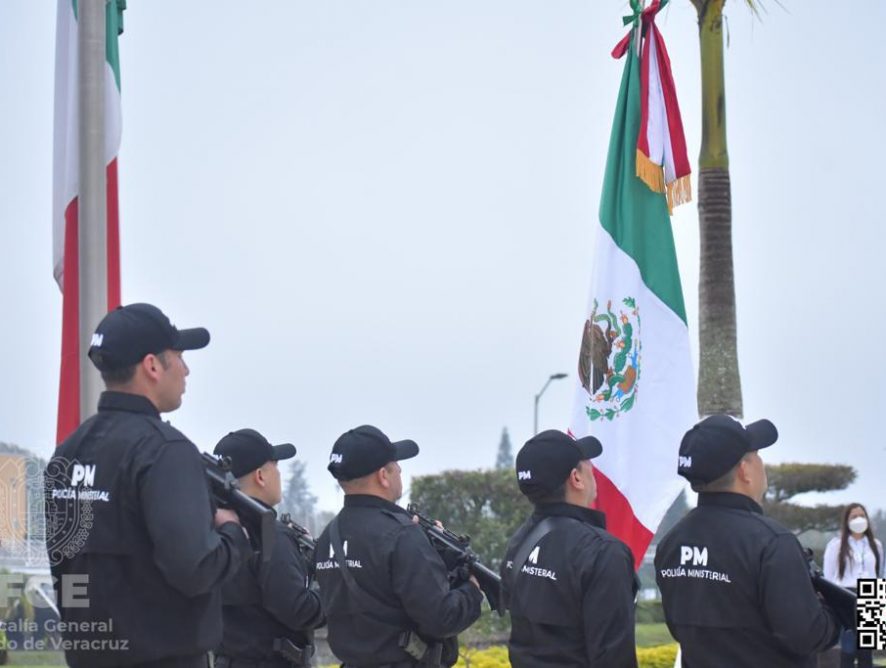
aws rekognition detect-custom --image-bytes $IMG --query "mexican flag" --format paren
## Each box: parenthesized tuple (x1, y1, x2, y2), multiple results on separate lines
(569, 2, 695, 568)
(53, 0, 124, 444)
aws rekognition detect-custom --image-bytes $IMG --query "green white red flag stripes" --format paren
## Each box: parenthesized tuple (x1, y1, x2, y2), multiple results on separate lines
(53, 0, 124, 443)
(612, 0, 691, 212)
(569, 10, 695, 568)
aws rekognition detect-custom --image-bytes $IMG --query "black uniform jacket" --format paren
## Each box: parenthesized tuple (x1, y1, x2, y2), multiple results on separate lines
(45, 391, 252, 667)
(654, 492, 839, 668)
(501, 502, 638, 668)
(218, 507, 324, 662)
(314, 494, 482, 666)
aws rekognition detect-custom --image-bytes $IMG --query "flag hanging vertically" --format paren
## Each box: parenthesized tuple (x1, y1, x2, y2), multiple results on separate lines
(53, 0, 124, 444)
(569, 0, 695, 568)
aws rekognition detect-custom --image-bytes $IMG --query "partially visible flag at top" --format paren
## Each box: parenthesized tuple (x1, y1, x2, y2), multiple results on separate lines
(615, 0, 691, 212)
(569, 0, 695, 568)
(53, 0, 125, 444)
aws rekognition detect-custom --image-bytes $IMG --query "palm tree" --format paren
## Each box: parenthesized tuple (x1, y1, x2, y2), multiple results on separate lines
(690, 0, 760, 418)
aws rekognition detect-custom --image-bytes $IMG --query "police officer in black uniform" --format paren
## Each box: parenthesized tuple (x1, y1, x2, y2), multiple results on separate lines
(501, 430, 638, 668)
(212, 428, 324, 668)
(45, 303, 253, 668)
(314, 425, 482, 668)
(655, 415, 839, 667)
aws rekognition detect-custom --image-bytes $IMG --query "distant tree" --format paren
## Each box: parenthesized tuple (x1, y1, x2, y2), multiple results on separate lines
(0, 442, 40, 458)
(871, 509, 886, 541)
(410, 469, 531, 569)
(763, 463, 856, 535)
(494, 428, 514, 470)
(411, 468, 530, 650)
(312, 509, 336, 537)
(280, 460, 318, 534)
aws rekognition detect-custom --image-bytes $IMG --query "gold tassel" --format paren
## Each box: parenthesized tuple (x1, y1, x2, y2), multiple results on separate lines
(666, 174, 693, 212)
(635, 149, 665, 194)
(636, 150, 693, 214)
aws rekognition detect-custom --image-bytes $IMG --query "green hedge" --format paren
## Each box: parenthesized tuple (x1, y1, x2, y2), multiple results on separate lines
(635, 599, 666, 624)
(636, 644, 679, 668)
(452, 644, 679, 668)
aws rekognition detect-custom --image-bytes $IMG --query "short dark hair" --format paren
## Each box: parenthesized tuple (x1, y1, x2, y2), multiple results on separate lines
(529, 483, 567, 505)
(690, 458, 741, 493)
(527, 467, 578, 505)
(101, 364, 137, 386)
(100, 351, 169, 387)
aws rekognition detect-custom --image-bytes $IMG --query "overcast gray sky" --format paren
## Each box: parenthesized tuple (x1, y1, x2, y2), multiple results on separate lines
(1, 1, 883, 515)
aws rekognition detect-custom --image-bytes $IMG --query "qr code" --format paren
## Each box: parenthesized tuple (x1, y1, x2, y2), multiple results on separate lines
(857, 578, 886, 650)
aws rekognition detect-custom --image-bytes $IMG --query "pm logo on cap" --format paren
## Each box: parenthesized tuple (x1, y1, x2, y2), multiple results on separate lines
(514, 430, 603, 500)
(87, 303, 210, 372)
(677, 414, 778, 485)
(327, 425, 419, 481)
(214, 429, 296, 478)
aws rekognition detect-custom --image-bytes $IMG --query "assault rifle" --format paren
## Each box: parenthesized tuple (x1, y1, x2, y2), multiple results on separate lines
(804, 548, 857, 630)
(202, 453, 276, 563)
(280, 513, 317, 570)
(406, 504, 504, 615)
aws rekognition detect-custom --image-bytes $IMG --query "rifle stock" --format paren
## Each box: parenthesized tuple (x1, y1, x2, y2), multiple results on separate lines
(202, 452, 276, 563)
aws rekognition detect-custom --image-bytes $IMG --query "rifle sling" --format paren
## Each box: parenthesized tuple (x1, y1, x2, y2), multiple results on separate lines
(509, 516, 573, 589)
(328, 517, 408, 627)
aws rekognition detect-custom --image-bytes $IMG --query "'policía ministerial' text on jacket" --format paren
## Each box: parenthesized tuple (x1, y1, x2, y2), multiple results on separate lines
(45, 391, 252, 667)
(655, 492, 839, 668)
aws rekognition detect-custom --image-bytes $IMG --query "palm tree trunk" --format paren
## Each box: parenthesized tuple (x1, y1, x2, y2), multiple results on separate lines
(695, 0, 743, 417)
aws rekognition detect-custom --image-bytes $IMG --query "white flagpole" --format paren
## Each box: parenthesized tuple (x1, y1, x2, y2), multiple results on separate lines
(78, 0, 108, 421)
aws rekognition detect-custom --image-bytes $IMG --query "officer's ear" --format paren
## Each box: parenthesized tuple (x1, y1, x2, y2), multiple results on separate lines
(377, 462, 399, 490)
(139, 353, 161, 381)
(376, 466, 390, 490)
(567, 466, 583, 490)
(570, 461, 594, 490)
(734, 455, 753, 486)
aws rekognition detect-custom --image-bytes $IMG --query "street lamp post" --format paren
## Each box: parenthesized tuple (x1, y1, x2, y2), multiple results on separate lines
(534, 373, 568, 435)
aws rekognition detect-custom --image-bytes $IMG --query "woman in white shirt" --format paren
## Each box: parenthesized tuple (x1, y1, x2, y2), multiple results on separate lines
(823, 502, 883, 668)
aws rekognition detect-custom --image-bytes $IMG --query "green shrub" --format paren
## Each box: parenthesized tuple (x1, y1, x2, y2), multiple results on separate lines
(452, 643, 679, 668)
(456, 645, 510, 667)
(635, 622, 674, 647)
(635, 599, 666, 624)
(636, 643, 679, 668)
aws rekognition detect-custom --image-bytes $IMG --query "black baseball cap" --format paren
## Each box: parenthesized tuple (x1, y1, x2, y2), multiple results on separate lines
(87, 303, 210, 371)
(214, 428, 297, 478)
(515, 430, 603, 499)
(327, 425, 419, 481)
(677, 414, 778, 484)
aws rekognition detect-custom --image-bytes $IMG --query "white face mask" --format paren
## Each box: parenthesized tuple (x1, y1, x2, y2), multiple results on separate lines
(848, 517, 869, 534)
